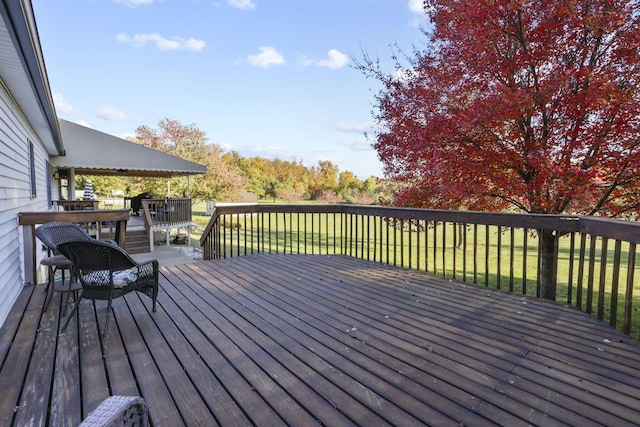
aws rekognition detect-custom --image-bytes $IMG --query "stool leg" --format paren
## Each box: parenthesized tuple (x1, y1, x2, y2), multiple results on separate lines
(62, 269, 74, 316)
(43, 265, 55, 311)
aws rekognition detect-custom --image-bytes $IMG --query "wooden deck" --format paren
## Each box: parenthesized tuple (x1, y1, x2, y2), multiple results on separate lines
(2, 254, 640, 426)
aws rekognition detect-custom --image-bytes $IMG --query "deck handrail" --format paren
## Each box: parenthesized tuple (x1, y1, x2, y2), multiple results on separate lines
(18, 209, 130, 285)
(201, 204, 640, 339)
(53, 200, 99, 211)
(141, 198, 192, 229)
(141, 198, 192, 250)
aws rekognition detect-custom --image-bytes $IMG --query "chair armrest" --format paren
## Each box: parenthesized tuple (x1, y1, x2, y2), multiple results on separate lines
(98, 238, 118, 246)
(136, 259, 159, 280)
(136, 258, 158, 267)
(79, 395, 148, 426)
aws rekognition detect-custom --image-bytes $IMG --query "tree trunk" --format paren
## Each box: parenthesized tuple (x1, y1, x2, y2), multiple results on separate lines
(537, 229, 558, 300)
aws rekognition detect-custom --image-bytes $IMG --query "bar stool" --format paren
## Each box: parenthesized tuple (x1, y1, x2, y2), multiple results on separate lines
(40, 253, 80, 315)
(35, 222, 93, 315)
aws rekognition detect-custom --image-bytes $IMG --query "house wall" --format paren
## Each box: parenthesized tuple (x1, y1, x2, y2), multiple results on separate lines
(0, 82, 53, 327)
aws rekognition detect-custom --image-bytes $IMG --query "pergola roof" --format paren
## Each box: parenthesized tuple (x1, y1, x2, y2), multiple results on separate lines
(51, 119, 207, 178)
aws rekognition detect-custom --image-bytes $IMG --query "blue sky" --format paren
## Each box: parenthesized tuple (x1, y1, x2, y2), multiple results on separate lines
(32, 0, 427, 178)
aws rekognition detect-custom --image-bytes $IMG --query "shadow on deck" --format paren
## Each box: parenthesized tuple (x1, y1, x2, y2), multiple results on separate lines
(2, 254, 640, 426)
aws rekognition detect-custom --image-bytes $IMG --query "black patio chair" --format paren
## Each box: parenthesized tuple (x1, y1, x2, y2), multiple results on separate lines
(58, 240, 159, 337)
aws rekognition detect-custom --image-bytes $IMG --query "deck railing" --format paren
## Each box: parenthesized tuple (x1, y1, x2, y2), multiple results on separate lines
(141, 198, 192, 228)
(141, 198, 192, 250)
(18, 209, 130, 285)
(201, 204, 640, 339)
(53, 200, 99, 211)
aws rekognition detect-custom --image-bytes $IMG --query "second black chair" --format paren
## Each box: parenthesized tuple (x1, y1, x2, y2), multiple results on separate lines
(58, 240, 159, 337)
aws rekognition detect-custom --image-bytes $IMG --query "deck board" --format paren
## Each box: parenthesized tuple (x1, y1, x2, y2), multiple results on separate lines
(2, 253, 640, 426)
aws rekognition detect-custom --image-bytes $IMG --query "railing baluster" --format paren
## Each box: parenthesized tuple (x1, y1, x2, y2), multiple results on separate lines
(310, 212, 314, 255)
(250, 209, 255, 254)
(452, 222, 457, 280)
(391, 217, 396, 267)
(497, 226, 502, 290)
(235, 212, 239, 257)
(536, 234, 542, 298)
(222, 214, 227, 258)
(473, 224, 478, 284)
(282, 212, 286, 255)
(624, 243, 636, 337)
(522, 228, 528, 295)
(401, 218, 405, 268)
(243, 211, 248, 256)
(610, 239, 622, 328)
(485, 225, 490, 287)
(297, 212, 301, 254)
(325, 212, 329, 255)
(433, 221, 438, 275)
(586, 236, 597, 314)
(365, 215, 370, 261)
(384, 217, 389, 265)
(597, 238, 609, 321)
(269, 211, 273, 253)
(415, 220, 420, 271)
(509, 227, 515, 292)
(462, 224, 467, 282)
(567, 232, 575, 304)
(442, 221, 447, 277)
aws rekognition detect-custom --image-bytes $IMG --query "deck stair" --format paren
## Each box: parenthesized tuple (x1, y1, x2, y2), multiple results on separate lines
(124, 228, 150, 253)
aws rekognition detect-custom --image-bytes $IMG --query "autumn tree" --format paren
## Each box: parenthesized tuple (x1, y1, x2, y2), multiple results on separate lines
(338, 171, 361, 192)
(308, 160, 340, 199)
(133, 119, 246, 203)
(358, 0, 640, 298)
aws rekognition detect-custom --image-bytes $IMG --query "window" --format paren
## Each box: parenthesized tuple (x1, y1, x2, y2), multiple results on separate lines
(29, 139, 36, 198)
(58, 169, 70, 200)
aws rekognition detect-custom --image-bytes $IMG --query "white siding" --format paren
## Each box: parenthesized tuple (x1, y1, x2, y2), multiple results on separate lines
(0, 83, 52, 327)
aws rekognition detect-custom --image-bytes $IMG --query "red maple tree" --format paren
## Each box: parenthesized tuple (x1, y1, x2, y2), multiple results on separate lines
(358, 0, 640, 298)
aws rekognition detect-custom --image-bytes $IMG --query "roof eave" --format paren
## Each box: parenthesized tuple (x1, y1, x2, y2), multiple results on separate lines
(0, 0, 63, 155)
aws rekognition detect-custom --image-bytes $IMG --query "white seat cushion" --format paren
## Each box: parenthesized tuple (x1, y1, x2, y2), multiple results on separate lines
(83, 269, 138, 288)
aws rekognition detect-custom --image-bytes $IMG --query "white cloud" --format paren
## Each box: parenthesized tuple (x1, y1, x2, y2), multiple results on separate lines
(299, 49, 349, 70)
(114, 0, 154, 7)
(119, 132, 136, 140)
(235, 144, 302, 161)
(97, 106, 128, 121)
(227, 0, 256, 10)
(316, 49, 349, 70)
(116, 33, 206, 51)
(53, 93, 74, 114)
(219, 142, 233, 151)
(246, 46, 285, 68)
(407, 0, 425, 14)
(334, 122, 374, 133)
(296, 55, 313, 67)
(340, 139, 373, 151)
